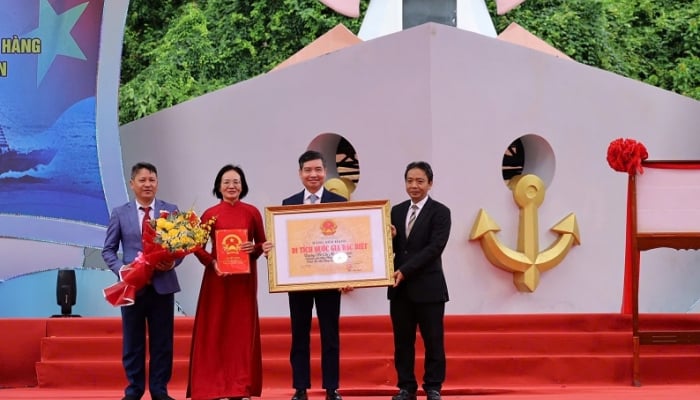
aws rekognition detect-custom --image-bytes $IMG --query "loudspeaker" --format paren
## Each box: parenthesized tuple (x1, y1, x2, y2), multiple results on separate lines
(53, 269, 80, 317)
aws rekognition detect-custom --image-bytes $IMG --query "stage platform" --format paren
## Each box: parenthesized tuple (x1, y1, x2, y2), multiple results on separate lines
(2, 385, 700, 400)
(2, 314, 699, 399)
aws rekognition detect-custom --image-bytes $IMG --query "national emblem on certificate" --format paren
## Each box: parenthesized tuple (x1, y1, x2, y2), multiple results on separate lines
(215, 228, 251, 274)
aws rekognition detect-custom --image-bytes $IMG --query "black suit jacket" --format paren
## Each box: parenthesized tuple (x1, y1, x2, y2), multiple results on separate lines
(388, 197, 451, 303)
(282, 189, 347, 206)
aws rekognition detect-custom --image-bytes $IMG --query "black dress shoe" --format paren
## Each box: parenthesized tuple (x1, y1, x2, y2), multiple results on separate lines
(291, 389, 308, 400)
(425, 390, 441, 400)
(391, 389, 417, 400)
(151, 394, 175, 400)
(326, 389, 343, 400)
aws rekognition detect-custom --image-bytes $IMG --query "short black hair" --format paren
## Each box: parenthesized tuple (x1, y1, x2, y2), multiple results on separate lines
(404, 161, 433, 183)
(212, 164, 249, 200)
(298, 150, 326, 170)
(130, 162, 157, 180)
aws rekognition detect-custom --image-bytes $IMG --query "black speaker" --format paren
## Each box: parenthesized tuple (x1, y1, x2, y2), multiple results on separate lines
(53, 269, 80, 317)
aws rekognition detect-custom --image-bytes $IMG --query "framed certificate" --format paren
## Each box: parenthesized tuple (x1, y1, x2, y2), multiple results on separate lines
(264, 200, 394, 292)
(215, 228, 251, 274)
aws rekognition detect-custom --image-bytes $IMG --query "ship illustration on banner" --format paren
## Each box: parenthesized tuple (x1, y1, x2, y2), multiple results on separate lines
(0, 124, 56, 175)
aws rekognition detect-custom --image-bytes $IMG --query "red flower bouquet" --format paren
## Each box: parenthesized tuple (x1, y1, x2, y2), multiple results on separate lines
(606, 138, 648, 175)
(103, 210, 214, 307)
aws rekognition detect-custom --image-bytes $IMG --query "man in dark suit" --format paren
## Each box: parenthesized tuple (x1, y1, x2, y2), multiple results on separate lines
(102, 162, 180, 400)
(282, 150, 348, 400)
(388, 161, 451, 400)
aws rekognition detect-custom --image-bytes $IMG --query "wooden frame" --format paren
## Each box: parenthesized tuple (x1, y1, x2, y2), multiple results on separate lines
(629, 160, 700, 386)
(264, 200, 394, 292)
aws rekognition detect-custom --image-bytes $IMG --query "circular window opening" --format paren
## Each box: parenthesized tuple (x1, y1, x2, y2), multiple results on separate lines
(502, 134, 555, 188)
(308, 133, 359, 199)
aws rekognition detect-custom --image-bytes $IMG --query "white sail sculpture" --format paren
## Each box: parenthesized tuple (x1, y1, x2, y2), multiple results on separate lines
(358, 0, 497, 40)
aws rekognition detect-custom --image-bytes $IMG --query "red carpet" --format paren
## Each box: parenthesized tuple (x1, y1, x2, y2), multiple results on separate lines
(2, 386, 700, 400)
(2, 314, 699, 397)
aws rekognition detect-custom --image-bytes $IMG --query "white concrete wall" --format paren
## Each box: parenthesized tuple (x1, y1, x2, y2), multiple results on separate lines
(119, 24, 700, 317)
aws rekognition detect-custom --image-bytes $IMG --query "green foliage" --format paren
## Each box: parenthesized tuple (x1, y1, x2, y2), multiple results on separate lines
(119, 2, 225, 123)
(200, 0, 364, 83)
(119, 0, 699, 124)
(119, 0, 367, 124)
(671, 56, 700, 99)
(120, 0, 189, 84)
(488, 0, 700, 100)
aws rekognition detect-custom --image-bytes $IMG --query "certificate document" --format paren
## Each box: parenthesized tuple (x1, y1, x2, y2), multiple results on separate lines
(286, 216, 373, 276)
(265, 200, 394, 292)
(215, 229, 250, 274)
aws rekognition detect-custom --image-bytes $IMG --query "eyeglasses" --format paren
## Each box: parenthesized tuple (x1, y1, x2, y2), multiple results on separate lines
(222, 180, 241, 186)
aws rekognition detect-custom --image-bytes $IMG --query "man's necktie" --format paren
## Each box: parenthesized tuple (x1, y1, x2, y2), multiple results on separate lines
(140, 206, 151, 244)
(139, 206, 153, 281)
(309, 194, 319, 204)
(406, 204, 418, 237)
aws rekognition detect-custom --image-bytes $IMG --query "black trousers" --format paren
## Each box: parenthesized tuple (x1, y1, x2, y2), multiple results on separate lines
(288, 289, 341, 390)
(121, 285, 174, 398)
(390, 296, 446, 393)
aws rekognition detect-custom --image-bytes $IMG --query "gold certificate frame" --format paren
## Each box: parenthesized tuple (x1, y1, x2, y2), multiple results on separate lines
(265, 200, 394, 292)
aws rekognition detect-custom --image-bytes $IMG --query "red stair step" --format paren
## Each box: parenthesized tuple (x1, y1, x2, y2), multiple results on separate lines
(31, 314, 700, 390)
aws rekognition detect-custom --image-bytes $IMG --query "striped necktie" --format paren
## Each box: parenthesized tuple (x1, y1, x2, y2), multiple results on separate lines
(406, 204, 418, 237)
(309, 194, 319, 204)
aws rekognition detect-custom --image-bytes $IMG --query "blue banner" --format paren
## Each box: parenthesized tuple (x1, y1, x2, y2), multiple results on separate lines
(0, 0, 108, 236)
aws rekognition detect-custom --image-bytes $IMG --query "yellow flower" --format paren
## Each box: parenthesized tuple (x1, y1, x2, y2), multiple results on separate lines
(151, 209, 215, 252)
(156, 219, 175, 231)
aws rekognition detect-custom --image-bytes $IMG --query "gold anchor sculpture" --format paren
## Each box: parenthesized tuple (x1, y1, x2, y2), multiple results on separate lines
(469, 174, 580, 292)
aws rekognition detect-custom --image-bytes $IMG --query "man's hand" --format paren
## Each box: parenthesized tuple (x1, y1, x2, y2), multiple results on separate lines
(393, 270, 404, 287)
(154, 259, 175, 271)
(339, 285, 354, 294)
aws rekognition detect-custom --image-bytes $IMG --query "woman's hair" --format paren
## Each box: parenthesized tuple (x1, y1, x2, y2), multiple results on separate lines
(212, 164, 249, 200)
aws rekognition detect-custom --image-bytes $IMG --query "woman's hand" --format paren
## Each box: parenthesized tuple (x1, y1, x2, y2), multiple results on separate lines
(262, 241, 274, 256)
(212, 260, 228, 277)
(241, 241, 255, 253)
